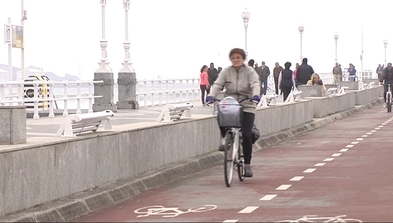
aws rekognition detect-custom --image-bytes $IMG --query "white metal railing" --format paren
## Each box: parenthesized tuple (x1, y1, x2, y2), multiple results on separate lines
(136, 78, 200, 107)
(0, 80, 103, 119)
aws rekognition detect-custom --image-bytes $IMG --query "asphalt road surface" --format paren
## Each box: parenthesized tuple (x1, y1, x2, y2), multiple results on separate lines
(73, 105, 393, 223)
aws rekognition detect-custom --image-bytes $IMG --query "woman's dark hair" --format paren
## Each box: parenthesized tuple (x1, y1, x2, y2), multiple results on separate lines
(229, 48, 246, 60)
(284, 62, 292, 69)
(248, 59, 255, 67)
(200, 65, 208, 73)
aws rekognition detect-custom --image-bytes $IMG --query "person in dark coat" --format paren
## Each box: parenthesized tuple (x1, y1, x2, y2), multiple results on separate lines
(296, 58, 314, 85)
(208, 62, 218, 86)
(278, 62, 296, 101)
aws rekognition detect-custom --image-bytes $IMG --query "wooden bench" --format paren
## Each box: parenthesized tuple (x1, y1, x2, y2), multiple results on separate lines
(156, 102, 193, 123)
(57, 110, 114, 137)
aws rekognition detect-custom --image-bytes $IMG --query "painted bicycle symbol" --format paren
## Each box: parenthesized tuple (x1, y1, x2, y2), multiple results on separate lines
(276, 215, 363, 223)
(134, 204, 217, 218)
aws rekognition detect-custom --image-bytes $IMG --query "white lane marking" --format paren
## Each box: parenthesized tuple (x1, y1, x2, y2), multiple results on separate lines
(303, 168, 316, 173)
(378, 125, 384, 128)
(276, 184, 292, 190)
(26, 127, 32, 130)
(346, 145, 354, 148)
(340, 149, 349, 152)
(356, 138, 363, 141)
(351, 142, 359, 144)
(314, 163, 326, 167)
(375, 128, 381, 130)
(290, 176, 304, 181)
(239, 206, 259, 214)
(332, 153, 342, 157)
(366, 132, 373, 135)
(370, 130, 377, 133)
(382, 123, 387, 126)
(259, 194, 277, 201)
(362, 135, 368, 137)
(223, 220, 238, 223)
(324, 158, 334, 161)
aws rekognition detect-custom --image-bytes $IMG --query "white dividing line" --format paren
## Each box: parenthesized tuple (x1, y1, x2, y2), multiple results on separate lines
(379, 126, 384, 128)
(366, 132, 373, 135)
(362, 135, 368, 137)
(346, 145, 354, 148)
(314, 163, 326, 167)
(324, 158, 334, 161)
(276, 184, 292, 191)
(290, 176, 304, 181)
(332, 153, 342, 157)
(370, 130, 377, 133)
(259, 194, 277, 201)
(340, 149, 349, 152)
(223, 220, 238, 223)
(351, 142, 359, 144)
(303, 168, 316, 173)
(239, 206, 259, 214)
(375, 128, 380, 130)
(356, 138, 363, 141)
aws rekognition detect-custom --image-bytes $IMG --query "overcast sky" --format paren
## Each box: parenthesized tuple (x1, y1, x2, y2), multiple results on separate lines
(1, 0, 393, 80)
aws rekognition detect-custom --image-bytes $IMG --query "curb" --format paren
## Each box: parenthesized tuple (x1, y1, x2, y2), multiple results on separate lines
(1, 98, 383, 222)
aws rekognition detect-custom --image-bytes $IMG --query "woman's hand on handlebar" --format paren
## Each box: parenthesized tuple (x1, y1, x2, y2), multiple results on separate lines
(251, 95, 260, 103)
(205, 96, 215, 105)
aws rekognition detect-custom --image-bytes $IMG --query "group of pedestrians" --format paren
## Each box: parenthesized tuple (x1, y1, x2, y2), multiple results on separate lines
(199, 63, 222, 105)
(248, 58, 321, 101)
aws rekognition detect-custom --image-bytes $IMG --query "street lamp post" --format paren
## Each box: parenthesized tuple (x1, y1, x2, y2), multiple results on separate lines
(384, 39, 388, 66)
(334, 32, 339, 63)
(298, 25, 304, 61)
(21, 0, 27, 81)
(241, 8, 251, 58)
(117, 0, 139, 109)
(93, 0, 117, 112)
(96, 0, 111, 73)
(120, 0, 133, 72)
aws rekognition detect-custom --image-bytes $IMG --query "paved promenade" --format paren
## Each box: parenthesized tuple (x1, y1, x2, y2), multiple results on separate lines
(72, 104, 393, 222)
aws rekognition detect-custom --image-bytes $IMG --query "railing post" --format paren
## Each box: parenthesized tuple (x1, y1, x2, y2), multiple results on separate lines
(48, 82, 55, 117)
(33, 82, 39, 119)
(0, 82, 5, 105)
(63, 81, 68, 116)
(18, 81, 24, 106)
(88, 82, 94, 113)
(76, 81, 81, 114)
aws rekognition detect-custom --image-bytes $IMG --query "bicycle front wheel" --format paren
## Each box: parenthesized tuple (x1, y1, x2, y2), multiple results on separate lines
(237, 140, 245, 182)
(224, 132, 234, 187)
(388, 93, 391, 113)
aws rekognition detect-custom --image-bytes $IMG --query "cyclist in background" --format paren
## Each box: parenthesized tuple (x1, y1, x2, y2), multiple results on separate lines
(206, 48, 261, 177)
(380, 63, 393, 107)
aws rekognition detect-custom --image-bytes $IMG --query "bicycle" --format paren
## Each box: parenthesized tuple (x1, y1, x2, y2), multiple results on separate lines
(134, 205, 217, 218)
(207, 96, 256, 187)
(386, 83, 392, 113)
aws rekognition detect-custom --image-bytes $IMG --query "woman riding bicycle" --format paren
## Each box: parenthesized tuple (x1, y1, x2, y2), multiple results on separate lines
(206, 48, 261, 177)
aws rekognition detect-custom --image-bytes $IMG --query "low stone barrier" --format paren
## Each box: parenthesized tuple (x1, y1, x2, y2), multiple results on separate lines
(305, 92, 356, 118)
(0, 106, 26, 145)
(298, 85, 323, 97)
(351, 86, 383, 105)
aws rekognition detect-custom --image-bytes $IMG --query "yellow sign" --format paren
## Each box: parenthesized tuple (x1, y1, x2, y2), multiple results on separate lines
(12, 25, 23, 49)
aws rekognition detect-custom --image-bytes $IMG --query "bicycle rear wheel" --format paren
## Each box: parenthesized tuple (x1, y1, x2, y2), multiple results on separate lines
(388, 93, 391, 113)
(224, 132, 234, 187)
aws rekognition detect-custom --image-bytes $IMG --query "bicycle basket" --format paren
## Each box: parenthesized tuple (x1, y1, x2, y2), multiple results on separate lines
(217, 97, 243, 128)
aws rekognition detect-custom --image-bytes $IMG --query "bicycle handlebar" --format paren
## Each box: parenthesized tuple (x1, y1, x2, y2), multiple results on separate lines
(206, 98, 257, 106)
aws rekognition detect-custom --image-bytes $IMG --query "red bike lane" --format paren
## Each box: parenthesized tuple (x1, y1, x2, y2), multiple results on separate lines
(73, 106, 393, 222)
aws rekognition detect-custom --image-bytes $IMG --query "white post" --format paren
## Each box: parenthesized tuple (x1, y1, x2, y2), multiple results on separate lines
(21, 0, 27, 81)
(384, 40, 388, 66)
(7, 18, 12, 82)
(298, 25, 304, 61)
(119, 0, 134, 72)
(334, 33, 339, 63)
(96, 0, 111, 73)
(76, 81, 81, 114)
(88, 82, 93, 113)
(241, 8, 250, 58)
